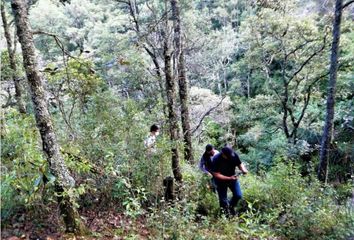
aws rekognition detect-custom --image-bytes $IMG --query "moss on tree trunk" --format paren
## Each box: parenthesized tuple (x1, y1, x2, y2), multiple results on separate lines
(11, 0, 87, 234)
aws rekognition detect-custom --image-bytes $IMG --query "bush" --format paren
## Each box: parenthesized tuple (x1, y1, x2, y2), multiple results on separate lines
(1, 110, 49, 220)
(0, 172, 23, 222)
(55, 91, 175, 208)
(242, 163, 353, 240)
(112, 176, 147, 218)
(194, 174, 220, 218)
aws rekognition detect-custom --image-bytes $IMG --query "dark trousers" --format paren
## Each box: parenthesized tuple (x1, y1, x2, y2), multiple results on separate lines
(216, 180, 242, 212)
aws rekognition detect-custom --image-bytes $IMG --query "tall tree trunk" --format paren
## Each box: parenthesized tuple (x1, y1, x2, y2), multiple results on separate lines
(164, 3, 182, 182)
(318, 0, 343, 182)
(1, 1, 26, 114)
(11, 0, 86, 233)
(171, 0, 193, 164)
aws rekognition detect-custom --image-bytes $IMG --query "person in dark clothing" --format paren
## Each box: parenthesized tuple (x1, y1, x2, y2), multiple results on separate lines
(211, 146, 248, 216)
(199, 144, 219, 191)
(199, 144, 219, 176)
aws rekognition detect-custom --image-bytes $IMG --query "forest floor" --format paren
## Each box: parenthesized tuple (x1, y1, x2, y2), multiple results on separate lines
(1, 206, 150, 240)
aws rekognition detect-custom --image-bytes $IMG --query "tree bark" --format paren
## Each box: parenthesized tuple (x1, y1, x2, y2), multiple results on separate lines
(318, 0, 343, 182)
(171, 0, 193, 164)
(164, 4, 182, 182)
(163, 176, 175, 201)
(11, 0, 86, 233)
(1, 1, 26, 114)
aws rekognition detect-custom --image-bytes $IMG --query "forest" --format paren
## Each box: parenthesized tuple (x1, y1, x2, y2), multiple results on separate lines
(1, 0, 353, 239)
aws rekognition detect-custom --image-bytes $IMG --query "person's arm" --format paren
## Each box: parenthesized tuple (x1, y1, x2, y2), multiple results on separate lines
(212, 172, 237, 181)
(238, 163, 248, 175)
(199, 157, 208, 173)
(199, 157, 213, 176)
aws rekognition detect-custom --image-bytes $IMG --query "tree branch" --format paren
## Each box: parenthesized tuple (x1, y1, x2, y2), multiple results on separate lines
(191, 96, 227, 134)
(343, 0, 354, 9)
(33, 31, 72, 57)
(285, 38, 318, 60)
(287, 32, 328, 84)
(32, 30, 95, 73)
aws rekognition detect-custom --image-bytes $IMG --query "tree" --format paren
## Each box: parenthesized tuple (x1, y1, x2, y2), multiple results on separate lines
(171, 0, 194, 164)
(318, 0, 353, 182)
(114, 0, 168, 114)
(11, 0, 86, 233)
(237, 2, 330, 144)
(1, 1, 26, 113)
(164, 1, 182, 182)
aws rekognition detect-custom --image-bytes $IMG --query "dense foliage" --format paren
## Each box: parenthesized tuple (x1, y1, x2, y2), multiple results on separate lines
(1, 0, 353, 239)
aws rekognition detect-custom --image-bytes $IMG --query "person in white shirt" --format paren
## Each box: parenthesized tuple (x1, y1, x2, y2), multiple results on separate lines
(144, 124, 160, 154)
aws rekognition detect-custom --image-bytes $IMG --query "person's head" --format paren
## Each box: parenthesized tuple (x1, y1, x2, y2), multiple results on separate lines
(221, 146, 235, 160)
(150, 124, 160, 136)
(205, 144, 215, 156)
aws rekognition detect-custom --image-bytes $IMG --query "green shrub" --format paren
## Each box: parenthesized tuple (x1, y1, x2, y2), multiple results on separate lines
(1, 110, 49, 216)
(112, 176, 147, 218)
(0, 172, 23, 222)
(194, 175, 220, 218)
(242, 163, 353, 240)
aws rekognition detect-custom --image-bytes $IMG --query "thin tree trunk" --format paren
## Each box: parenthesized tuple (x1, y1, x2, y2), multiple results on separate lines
(143, 45, 168, 117)
(164, 2, 182, 182)
(11, 0, 86, 233)
(247, 71, 250, 98)
(122, 0, 168, 116)
(1, 1, 26, 113)
(171, 0, 193, 164)
(318, 0, 343, 182)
